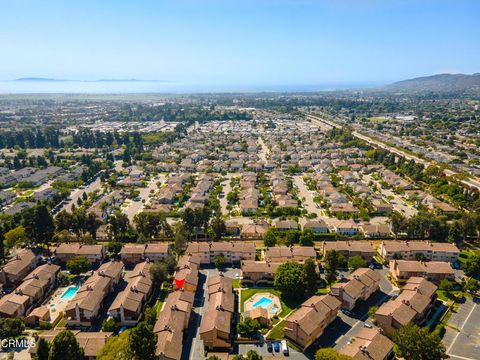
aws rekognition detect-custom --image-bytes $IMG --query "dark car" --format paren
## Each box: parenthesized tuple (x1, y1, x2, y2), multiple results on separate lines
(267, 341, 273, 352)
(274, 341, 280, 352)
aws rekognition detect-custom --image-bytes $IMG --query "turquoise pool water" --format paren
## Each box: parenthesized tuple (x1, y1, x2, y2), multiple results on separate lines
(252, 296, 272, 309)
(61, 286, 79, 300)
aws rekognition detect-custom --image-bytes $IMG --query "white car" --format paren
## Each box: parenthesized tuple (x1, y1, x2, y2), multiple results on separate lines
(281, 340, 289, 355)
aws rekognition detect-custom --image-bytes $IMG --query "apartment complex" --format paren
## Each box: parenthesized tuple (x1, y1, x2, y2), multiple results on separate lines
(265, 246, 317, 263)
(321, 241, 375, 261)
(199, 274, 234, 350)
(65, 261, 123, 326)
(284, 294, 341, 349)
(0, 264, 60, 318)
(240, 260, 281, 285)
(389, 259, 455, 284)
(0, 249, 41, 286)
(330, 268, 380, 310)
(185, 242, 255, 264)
(376, 277, 437, 336)
(154, 289, 195, 360)
(120, 243, 170, 264)
(54, 243, 105, 265)
(174, 255, 200, 292)
(379, 241, 459, 262)
(108, 261, 153, 326)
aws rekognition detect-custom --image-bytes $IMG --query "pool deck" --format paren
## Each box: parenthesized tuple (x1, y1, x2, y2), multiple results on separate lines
(244, 292, 282, 318)
(44, 285, 80, 326)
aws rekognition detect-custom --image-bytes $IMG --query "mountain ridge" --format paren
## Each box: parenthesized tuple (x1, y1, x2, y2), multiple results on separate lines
(385, 73, 480, 92)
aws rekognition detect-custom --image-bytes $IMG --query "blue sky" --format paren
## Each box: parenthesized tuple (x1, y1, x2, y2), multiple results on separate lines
(0, 0, 479, 88)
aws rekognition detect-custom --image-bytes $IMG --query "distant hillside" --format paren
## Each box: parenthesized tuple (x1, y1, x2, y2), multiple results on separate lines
(15, 77, 65, 82)
(385, 73, 480, 92)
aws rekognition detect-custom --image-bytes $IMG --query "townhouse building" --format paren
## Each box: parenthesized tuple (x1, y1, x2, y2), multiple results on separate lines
(65, 261, 123, 326)
(389, 260, 454, 284)
(199, 274, 234, 350)
(108, 262, 153, 326)
(376, 277, 437, 336)
(185, 242, 256, 265)
(330, 268, 380, 310)
(284, 294, 341, 349)
(379, 241, 459, 262)
(321, 241, 375, 261)
(54, 243, 105, 265)
(265, 246, 317, 263)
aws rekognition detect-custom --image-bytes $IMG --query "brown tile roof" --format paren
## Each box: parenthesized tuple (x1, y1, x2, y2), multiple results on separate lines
(340, 328, 393, 360)
(285, 295, 341, 336)
(241, 261, 280, 275)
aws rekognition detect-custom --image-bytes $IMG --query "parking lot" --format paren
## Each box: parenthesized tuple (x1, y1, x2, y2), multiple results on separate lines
(443, 297, 480, 360)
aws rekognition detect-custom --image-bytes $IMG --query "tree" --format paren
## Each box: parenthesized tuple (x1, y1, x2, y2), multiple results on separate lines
(315, 348, 352, 360)
(304, 258, 318, 294)
(299, 228, 315, 246)
(106, 241, 122, 254)
(3, 225, 27, 248)
(348, 255, 366, 271)
(324, 250, 345, 284)
(36, 337, 50, 360)
(393, 323, 448, 360)
(149, 262, 167, 288)
(463, 278, 479, 294)
(210, 215, 226, 240)
(0, 318, 25, 338)
(66, 256, 89, 275)
(23, 204, 54, 245)
(98, 331, 131, 360)
(48, 330, 84, 360)
(447, 221, 462, 244)
(214, 254, 225, 269)
(128, 322, 157, 360)
(233, 351, 263, 360)
(439, 279, 453, 294)
(274, 261, 306, 299)
(462, 254, 480, 277)
(101, 318, 117, 332)
(389, 211, 406, 238)
(263, 228, 277, 247)
(173, 224, 187, 252)
(285, 230, 299, 246)
(144, 305, 157, 326)
(368, 306, 378, 320)
(237, 317, 261, 336)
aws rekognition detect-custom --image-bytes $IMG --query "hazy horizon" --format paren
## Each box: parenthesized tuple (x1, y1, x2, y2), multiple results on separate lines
(1, 0, 479, 93)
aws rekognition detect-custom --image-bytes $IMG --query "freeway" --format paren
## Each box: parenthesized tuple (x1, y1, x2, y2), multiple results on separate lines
(305, 112, 480, 191)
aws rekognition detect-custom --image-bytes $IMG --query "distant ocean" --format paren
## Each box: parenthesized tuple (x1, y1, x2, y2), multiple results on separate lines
(0, 80, 379, 94)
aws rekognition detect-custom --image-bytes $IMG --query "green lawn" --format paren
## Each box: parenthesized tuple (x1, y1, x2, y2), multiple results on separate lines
(267, 320, 286, 340)
(232, 279, 243, 289)
(240, 288, 302, 318)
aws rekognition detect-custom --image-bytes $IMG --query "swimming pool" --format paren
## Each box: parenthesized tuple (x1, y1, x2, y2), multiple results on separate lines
(60, 286, 79, 300)
(252, 296, 272, 309)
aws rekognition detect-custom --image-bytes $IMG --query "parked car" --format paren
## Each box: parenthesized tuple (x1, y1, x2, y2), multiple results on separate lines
(281, 340, 289, 355)
(267, 341, 273, 352)
(274, 341, 280, 352)
(364, 323, 373, 328)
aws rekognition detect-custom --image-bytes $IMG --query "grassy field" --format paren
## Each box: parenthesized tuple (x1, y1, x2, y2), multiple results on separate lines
(267, 320, 286, 340)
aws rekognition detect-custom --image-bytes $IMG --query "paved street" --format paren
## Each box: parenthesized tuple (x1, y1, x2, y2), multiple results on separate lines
(257, 137, 269, 164)
(57, 177, 103, 214)
(220, 173, 238, 216)
(293, 175, 325, 218)
(362, 174, 417, 218)
(443, 297, 480, 360)
(122, 174, 165, 220)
